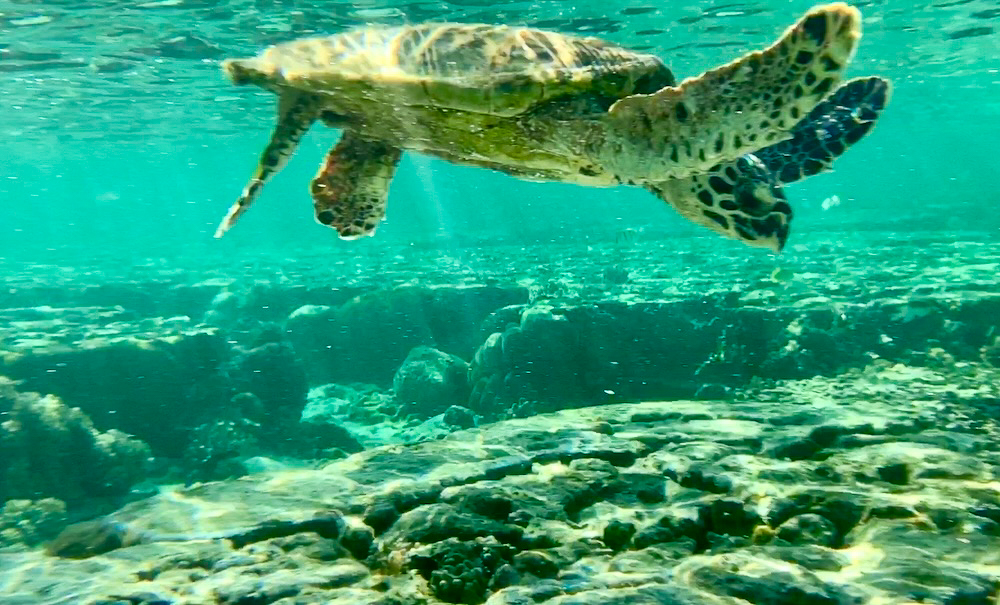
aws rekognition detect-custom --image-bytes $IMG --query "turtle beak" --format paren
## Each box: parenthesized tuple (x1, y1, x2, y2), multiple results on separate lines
(222, 58, 273, 88)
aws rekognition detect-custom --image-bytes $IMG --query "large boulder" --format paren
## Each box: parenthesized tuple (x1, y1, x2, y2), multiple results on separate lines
(393, 346, 471, 420)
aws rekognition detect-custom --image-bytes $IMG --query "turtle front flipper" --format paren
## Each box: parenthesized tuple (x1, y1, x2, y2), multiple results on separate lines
(310, 132, 403, 239)
(214, 90, 322, 238)
(754, 76, 890, 184)
(606, 3, 861, 180)
(647, 155, 792, 253)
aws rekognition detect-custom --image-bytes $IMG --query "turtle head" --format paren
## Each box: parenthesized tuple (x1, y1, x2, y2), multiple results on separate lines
(222, 58, 278, 90)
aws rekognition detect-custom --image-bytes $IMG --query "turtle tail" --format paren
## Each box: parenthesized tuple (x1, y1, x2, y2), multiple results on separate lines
(214, 91, 322, 238)
(753, 76, 891, 184)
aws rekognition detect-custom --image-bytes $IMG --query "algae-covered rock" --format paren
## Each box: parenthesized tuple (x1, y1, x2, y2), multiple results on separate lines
(286, 285, 526, 386)
(408, 537, 516, 604)
(3, 364, 1000, 604)
(443, 405, 478, 429)
(0, 320, 231, 457)
(43, 517, 141, 559)
(393, 346, 471, 419)
(0, 378, 150, 506)
(469, 300, 731, 415)
(182, 414, 262, 482)
(228, 341, 309, 430)
(0, 498, 67, 549)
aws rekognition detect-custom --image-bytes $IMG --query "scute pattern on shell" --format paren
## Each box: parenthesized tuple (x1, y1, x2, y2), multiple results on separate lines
(222, 23, 674, 116)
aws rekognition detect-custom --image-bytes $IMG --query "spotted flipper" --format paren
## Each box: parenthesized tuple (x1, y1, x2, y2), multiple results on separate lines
(646, 75, 888, 252)
(754, 76, 890, 184)
(214, 90, 322, 238)
(606, 3, 860, 180)
(310, 132, 402, 239)
(647, 155, 791, 253)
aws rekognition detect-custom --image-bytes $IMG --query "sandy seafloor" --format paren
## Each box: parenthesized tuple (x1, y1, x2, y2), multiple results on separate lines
(2, 230, 1000, 605)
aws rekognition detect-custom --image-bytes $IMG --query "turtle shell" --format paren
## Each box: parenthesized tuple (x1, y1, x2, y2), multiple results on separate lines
(223, 24, 675, 116)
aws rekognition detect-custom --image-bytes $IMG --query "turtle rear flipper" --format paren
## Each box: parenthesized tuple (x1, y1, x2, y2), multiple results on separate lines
(607, 2, 860, 180)
(311, 133, 403, 239)
(755, 76, 890, 184)
(647, 155, 791, 253)
(214, 91, 322, 238)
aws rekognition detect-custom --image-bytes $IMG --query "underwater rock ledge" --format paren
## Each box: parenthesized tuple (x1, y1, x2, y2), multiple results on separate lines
(4, 361, 1000, 605)
(0, 378, 150, 509)
(2, 235, 1000, 603)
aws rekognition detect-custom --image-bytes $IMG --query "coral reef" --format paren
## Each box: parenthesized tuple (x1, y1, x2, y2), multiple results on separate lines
(285, 285, 526, 386)
(182, 413, 262, 482)
(468, 299, 741, 416)
(0, 378, 150, 506)
(1, 234, 1000, 604)
(0, 318, 230, 457)
(409, 537, 516, 604)
(0, 498, 67, 549)
(228, 340, 309, 435)
(5, 235, 999, 449)
(3, 362, 1000, 604)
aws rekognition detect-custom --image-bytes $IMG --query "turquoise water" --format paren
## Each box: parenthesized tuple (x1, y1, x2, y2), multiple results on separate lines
(2, 0, 997, 259)
(3, 2, 1000, 604)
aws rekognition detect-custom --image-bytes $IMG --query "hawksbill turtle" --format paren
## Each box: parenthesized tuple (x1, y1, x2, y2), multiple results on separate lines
(214, 2, 889, 252)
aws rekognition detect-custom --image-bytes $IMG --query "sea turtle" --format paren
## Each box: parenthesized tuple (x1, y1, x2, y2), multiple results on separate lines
(214, 2, 889, 252)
